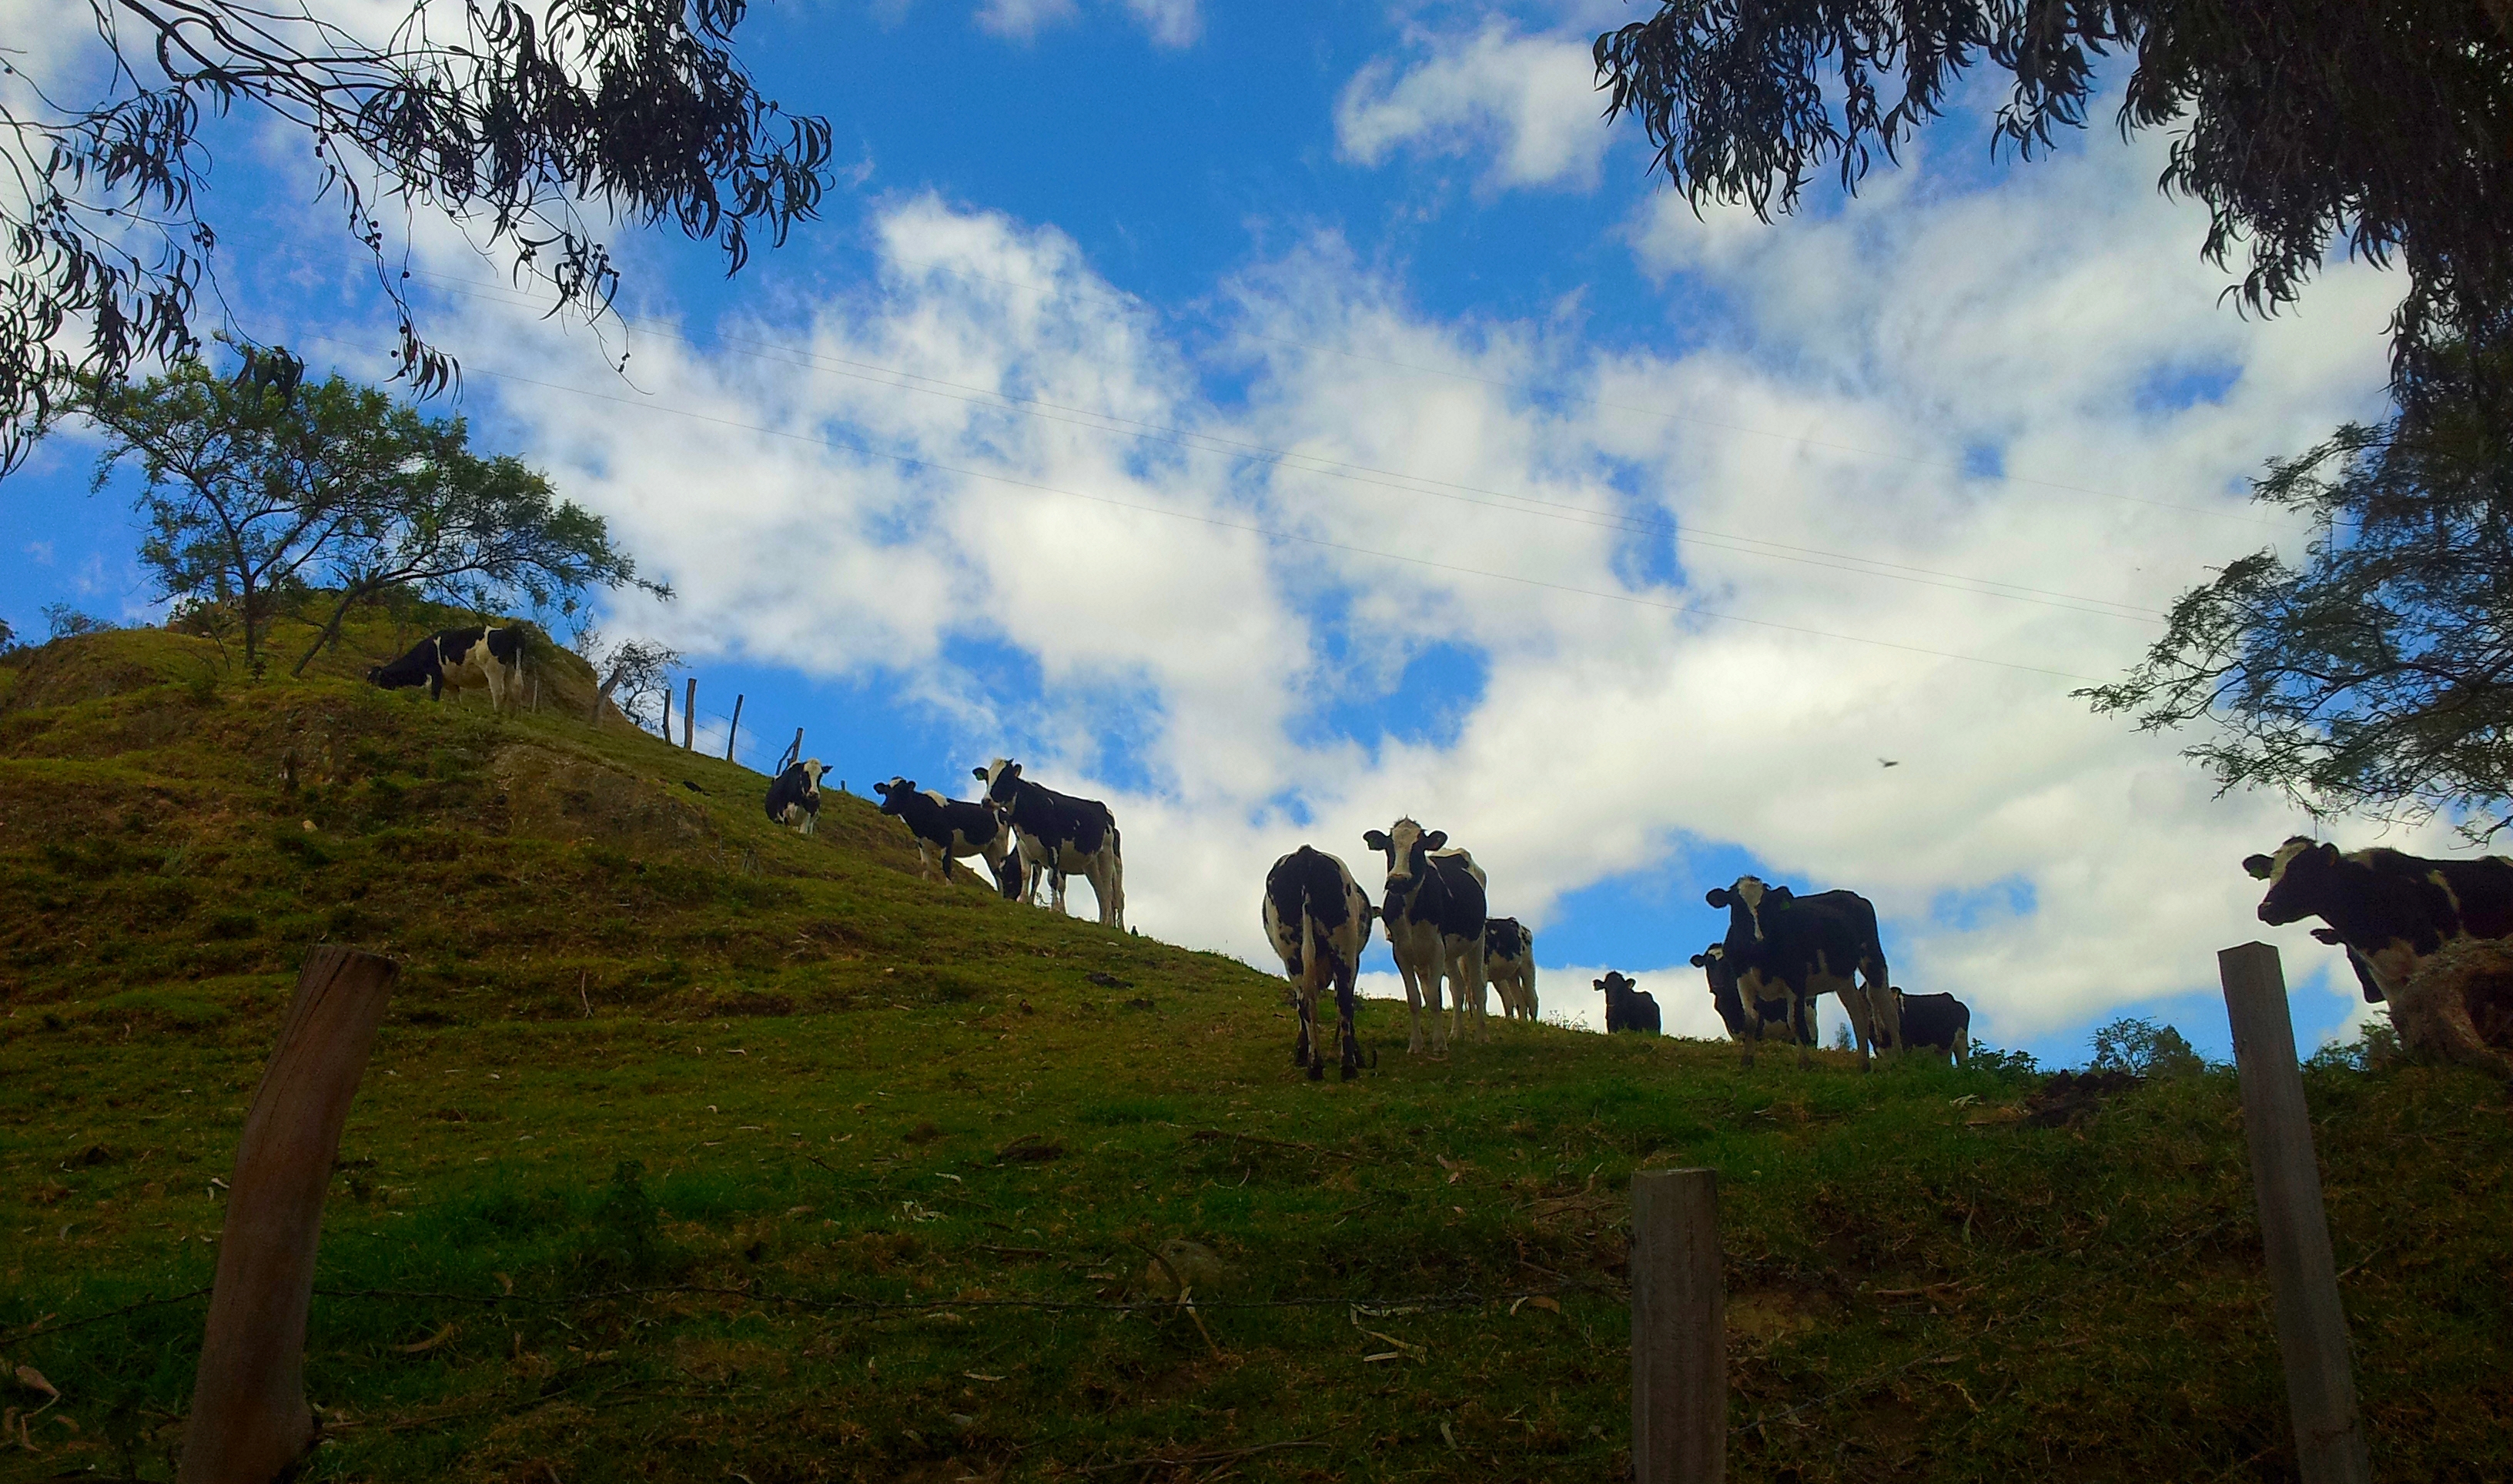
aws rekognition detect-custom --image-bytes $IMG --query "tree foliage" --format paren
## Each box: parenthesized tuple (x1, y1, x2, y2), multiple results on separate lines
(1591, 1, 2513, 405)
(2089, 1015, 2204, 1078)
(2080, 350, 2513, 836)
(2, 0, 832, 474)
(575, 626, 680, 729)
(80, 351, 656, 675)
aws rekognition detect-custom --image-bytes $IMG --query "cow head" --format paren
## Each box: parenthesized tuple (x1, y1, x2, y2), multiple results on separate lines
(975, 758, 1021, 806)
(1363, 818, 1446, 907)
(801, 759, 825, 790)
(1705, 875, 1792, 941)
(1594, 971, 1636, 996)
(2246, 837, 2339, 924)
(872, 777, 914, 816)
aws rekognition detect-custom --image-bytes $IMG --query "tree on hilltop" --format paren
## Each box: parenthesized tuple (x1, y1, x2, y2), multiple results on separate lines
(79, 350, 660, 676)
(2, 0, 834, 475)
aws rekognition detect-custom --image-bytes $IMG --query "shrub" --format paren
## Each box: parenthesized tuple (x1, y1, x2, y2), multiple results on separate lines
(2090, 1016, 2207, 1078)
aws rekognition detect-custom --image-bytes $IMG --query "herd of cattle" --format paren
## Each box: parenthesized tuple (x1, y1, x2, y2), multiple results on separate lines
(373, 625, 2513, 1081)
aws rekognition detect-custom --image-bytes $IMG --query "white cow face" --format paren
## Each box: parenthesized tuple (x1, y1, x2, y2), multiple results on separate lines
(974, 758, 1020, 805)
(801, 759, 825, 788)
(1361, 817, 1447, 887)
(1704, 874, 1781, 940)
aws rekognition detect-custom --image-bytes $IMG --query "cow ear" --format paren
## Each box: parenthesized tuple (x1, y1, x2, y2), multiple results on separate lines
(1705, 887, 1731, 907)
(1007, 763, 1022, 778)
(1593, 978, 1606, 990)
(2241, 853, 2274, 880)
(2310, 926, 2343, 944)
(1424, 831, 1447, 851)
(1768, 886, 1794, 904)
(1363, 831, 1390, 851)
(1688, 953, 1707, 968)
(972, 767, 987, 779)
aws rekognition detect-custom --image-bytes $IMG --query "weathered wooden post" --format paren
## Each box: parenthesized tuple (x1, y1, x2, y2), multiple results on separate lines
(779, 727, 804, 775)
(179, 947, 398, 1484)
(661, 682, 672, 740)
(2218, 942, 2371, 1484)
(681, 677, 697, 750)
(724, 694, 745, 762)
(1631, 1168, 1724, 1484)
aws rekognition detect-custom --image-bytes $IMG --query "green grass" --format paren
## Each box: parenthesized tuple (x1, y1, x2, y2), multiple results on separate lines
(2, 622, 2509, 1482)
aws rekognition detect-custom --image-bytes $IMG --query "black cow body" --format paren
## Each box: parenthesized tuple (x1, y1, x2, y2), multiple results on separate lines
(765, 759, 825, 835)
(368, 626, 525, 710)
(1263, 846, 1375, 1080)
(1483, 917, 1538, 1021)
(1706, 876, 1898, 1068)
(1689, 942, 1815, 1044)
(1595, 971, 1660, 1035)
(1893, 990, 1970, 1067)
(976, 759, 1124, 928)
(875, 777, 1017, 891)
(1364, 819, 1487, 1055)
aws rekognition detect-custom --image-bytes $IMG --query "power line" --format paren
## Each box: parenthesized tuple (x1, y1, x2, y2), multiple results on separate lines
(298, 331, 2112, 684)
(407, 269, 2170, 624)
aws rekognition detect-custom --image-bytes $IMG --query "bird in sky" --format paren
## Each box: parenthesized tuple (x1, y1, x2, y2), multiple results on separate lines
(1878, 758, 1901, 768)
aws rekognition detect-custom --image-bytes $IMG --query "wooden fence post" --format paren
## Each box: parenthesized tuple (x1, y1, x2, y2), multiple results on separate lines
(661, 682, 672, 741)
(179, 948, 398, 1484)
(682, 677, 696, 750)
(2219, 942, 2371, 1484)
(780, 727, 804, 775)
(724, 694, 745, 762)
(1631, 1168, 1725, 1484)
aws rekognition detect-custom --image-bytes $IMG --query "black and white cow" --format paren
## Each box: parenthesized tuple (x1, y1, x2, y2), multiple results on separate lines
(1705, 876, 1898, 1069)
(1892, 990, 1970, 1067)
(1263, 846, 1376, 1080)
(1363, 818, 1487, 1055)
(1484, 917, 1538, 1021)
(2247, 836, 2513, 1074)
(873, 777, 1018, 891)
(975, 759, 1124, 928)
(764, 758, 825, 834)
(367, 626, 525, 711)
(1689, 942, 1815, 1044)
(2246, 836, 2513, 1002)
(1595, 971, 1660, 1035)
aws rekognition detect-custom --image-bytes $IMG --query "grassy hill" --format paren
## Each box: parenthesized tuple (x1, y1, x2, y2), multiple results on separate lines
(0, 619, 2507, 1482)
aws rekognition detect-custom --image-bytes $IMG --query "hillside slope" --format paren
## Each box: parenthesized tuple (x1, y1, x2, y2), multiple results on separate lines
(0, 622, 2508, 1483)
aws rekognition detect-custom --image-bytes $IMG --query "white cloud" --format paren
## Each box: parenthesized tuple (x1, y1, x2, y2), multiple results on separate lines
(973, 0, 1199, 47)
(1337, 23, 1609, 189)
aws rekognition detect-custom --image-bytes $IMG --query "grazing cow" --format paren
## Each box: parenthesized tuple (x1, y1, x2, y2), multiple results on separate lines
(1263, 846, 1376, 1080)
(367, 626, 525, 711)
(1893, 990, 1970, 1067)
(1484, 917, 1538, 1021)
(873, 777, 1018, 891)
(764, 759, 825, 835)
(1595, 971, 1661, 1035)
(1706, 876, 1898, 1068)
(1689, 942, 1815, 1044)
(975, 759, 1124, 928)
(1363, 818, 1487, 1055)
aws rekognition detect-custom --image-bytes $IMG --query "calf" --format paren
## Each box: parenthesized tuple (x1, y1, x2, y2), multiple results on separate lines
(1363, 818, 1487, 1055)
(1484, 917, 1538, 1021)
(1263, 846, 1376, 1080)
(1689, 942, 1813, 1044)
(1706, 876, 1898, 1068)
(765, 759, 825, 835)
(1892, 990, 1970, 1067)
(873, 777, 1017, 891)
(367, 626, 525, 711)
(1595, 971, 1660, 1035)
(975, 759, 1124, 928)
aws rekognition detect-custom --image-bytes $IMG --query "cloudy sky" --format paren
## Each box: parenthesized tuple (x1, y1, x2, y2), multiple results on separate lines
(3, 0, 2429, 1059)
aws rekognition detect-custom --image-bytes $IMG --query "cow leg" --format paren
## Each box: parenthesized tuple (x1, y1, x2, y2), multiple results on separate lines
(1460, 938, 1488, 1042)
(1738, 998, 1761, 1069)
(1862, 956, 1899, 1057)
(1836, 984, 1877, 1071)
(1293, 978, 1321, 1080)
(1793, 991, 1815, 1068)
(1334, 954, 1362, 1080)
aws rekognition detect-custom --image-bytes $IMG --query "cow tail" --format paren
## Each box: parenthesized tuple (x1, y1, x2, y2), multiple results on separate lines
(1109, 824, 1126, 928)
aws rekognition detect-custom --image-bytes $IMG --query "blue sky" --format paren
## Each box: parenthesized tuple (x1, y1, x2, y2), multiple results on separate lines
(4, 0, 2420, 1064)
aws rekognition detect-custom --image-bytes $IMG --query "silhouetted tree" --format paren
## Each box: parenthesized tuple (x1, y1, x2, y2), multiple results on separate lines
(3, 0, 832, 473)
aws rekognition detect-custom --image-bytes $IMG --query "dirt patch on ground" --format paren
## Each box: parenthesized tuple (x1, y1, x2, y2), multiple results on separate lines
(493, 744, 716, 853)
